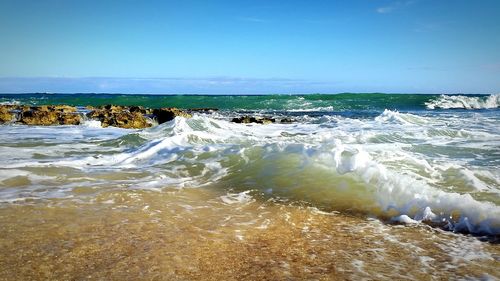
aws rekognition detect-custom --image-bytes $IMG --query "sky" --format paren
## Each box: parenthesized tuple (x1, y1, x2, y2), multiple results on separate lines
(0, 0, 499, 94)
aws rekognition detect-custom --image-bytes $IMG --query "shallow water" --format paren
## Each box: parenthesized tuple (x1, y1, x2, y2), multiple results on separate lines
(0, 93, 499, 279)
(1, 188, 499, 280)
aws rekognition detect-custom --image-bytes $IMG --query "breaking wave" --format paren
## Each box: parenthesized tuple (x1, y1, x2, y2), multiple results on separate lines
(426, 94, 500, 109)
(1, 112, 499, 235)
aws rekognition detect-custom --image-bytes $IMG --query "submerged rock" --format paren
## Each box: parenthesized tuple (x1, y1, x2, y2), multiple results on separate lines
(231, 116, 276, 124)
(231, 116, 294, 124)
(280, 118, 294, 124)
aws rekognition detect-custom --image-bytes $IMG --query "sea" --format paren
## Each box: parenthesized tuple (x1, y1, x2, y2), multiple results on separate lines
(0, 93, 499, 280)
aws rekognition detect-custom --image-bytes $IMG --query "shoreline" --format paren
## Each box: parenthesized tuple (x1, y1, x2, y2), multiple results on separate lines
(1, 187, 499, 280)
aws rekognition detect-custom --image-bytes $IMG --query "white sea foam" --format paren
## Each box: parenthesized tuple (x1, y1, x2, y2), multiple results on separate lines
(220, 190, 255, 205)
(425, 94, 500, 109)
(391, 215, 419, 224)
(81, 119, 103, 128)
(375, 109, 429, 125)
(0, 100, 20, 105)
(287, 106, 335, 112)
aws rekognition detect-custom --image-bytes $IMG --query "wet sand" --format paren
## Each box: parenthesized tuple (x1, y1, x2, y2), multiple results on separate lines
(0, 188, 498, 280)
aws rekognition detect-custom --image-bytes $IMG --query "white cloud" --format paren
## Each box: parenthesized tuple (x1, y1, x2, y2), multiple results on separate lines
(237, 17, 268, 23)
(376, 0, 416, 14)
(376, 6, 394, 13)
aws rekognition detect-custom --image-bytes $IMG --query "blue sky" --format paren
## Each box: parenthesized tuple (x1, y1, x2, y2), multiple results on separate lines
(0, 0, 499, 94)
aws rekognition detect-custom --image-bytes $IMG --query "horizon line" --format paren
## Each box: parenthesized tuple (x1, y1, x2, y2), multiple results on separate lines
(0, 92, 491, 96)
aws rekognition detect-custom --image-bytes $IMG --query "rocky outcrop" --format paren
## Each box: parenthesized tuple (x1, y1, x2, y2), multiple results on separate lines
(2, 104, 297, 128)
(19, 106, 81, 125)
(0, 104, 222, 129)
(85, 105, 192, 128)
(86, 106, 152, 129)
(0, 104, 80, 125)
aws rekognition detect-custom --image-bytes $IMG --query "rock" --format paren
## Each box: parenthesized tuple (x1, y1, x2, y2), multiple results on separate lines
(102, 104, 125, 113)
(33, 105, 49, 112)
(82, 105, 192, 127)
(188, 108, 219, 113)
(20, 106, 81, 125)
(19, 106, 30, 112)
(128, 106, 154, 115)
(86, 108, 151, 129)
(58, 113, 81, 125)
(152, 108, 192, 124)
(86, 108, 107, 120)
(129, 106, 146, 114)
(52, 105, 77, 113)
(231, 116, 275, 124)
(0, 104, 19, 110)
(28, 105, 77, 113)
(0, 106, 15, 123)
(110, 112, 151, 129)
(280, 118, 294, 124)
(20, 110, 57, 125)
(3, 104, 196, 128)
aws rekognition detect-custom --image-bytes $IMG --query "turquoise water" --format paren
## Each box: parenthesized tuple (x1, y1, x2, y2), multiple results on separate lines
(0, 93, 476, 110)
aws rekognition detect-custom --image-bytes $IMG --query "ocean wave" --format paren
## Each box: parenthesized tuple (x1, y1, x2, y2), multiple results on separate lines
(375, 109, 429, 125)
(1, 114, 499, 235)
(425, 94, 500, 109)
(286, 106, 335, 112)
(0, 99, 20, 105)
